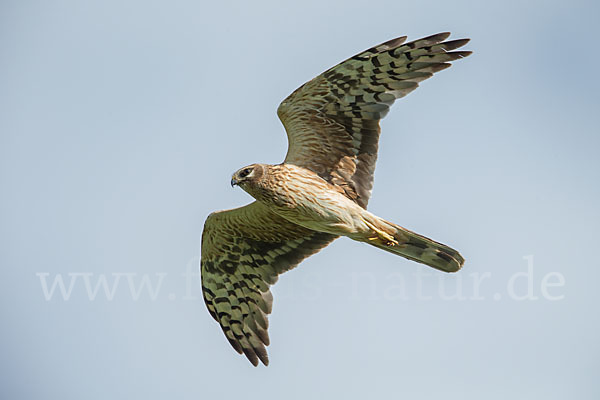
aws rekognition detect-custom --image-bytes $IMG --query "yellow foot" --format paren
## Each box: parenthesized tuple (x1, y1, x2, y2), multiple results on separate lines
(363, 219, 398, 246)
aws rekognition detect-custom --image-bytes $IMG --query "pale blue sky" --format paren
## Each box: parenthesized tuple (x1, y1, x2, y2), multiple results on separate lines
(1, 0, 599, 399)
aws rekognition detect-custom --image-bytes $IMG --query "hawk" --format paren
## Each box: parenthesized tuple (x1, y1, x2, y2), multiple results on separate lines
(201, 32, 470, 366)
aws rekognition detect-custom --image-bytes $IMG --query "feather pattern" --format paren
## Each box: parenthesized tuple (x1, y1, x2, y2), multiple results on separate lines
(201, 201, 336, 366)
(278, 32, 471, 208)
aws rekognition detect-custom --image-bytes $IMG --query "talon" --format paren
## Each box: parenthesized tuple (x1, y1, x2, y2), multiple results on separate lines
(363, 218, 398, 246)
(384, 236, 399, 246)
(377, 231, 398, 246)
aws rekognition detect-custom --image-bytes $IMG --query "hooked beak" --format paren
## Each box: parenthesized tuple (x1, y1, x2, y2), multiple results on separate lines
(230, 177, 238, 187)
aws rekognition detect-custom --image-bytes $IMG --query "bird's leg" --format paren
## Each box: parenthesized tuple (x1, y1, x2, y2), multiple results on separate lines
(362, 218, 398, 246)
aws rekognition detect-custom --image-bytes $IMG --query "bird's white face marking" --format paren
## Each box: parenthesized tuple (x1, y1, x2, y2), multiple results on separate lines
(238, 166, 255, 179)
(231, 165, 258, 188)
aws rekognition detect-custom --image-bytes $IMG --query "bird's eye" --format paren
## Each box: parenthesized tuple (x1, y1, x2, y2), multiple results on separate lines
(239, 168, 252, 178)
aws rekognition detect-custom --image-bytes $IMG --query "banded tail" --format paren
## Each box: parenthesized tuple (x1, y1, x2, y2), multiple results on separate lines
(361, 216, 464, 272)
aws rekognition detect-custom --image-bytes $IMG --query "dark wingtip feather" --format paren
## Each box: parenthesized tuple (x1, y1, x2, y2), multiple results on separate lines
(453, 50, 473, 58)
(430, 62, 452, 73)
(427, 32, 452, 42)
(255, 328, 270, 346)
(257, 349, 269, 366)
(441, 38, 470, 50)
(227, 337, 243, 354)
(243, 347, 259, 367)
(382, 35, 407, 48)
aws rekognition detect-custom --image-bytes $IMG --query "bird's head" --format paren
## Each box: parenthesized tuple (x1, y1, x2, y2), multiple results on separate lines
(230, 164, 264, 189)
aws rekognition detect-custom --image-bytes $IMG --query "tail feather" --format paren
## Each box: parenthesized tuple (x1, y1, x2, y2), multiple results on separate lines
(366, 220, 464, 273)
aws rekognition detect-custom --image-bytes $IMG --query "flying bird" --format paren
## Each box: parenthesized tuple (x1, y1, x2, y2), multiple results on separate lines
(200, 32, 470, 366)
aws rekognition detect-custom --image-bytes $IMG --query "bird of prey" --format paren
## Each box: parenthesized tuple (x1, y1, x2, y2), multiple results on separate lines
(200, 32, 470, 366)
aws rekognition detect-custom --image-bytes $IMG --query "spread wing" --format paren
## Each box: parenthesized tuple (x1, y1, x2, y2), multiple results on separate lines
(200, 201, 337, 366)
(278, 32, 471, 208)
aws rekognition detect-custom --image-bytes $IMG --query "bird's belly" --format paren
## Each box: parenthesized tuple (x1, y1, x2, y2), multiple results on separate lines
(268, 187, 368, 236)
